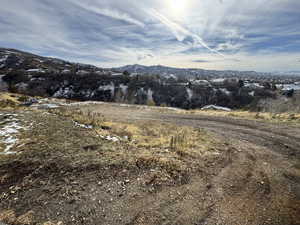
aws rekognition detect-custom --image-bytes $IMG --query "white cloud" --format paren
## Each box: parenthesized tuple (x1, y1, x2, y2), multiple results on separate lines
(216, 42, 243, 51)
(67, 0, 145, 27)
(147, 9, 224, 57)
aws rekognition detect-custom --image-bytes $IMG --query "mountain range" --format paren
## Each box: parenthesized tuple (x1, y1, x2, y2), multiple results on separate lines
(1, 47, 296, 81)
(113, 64, 273, 80)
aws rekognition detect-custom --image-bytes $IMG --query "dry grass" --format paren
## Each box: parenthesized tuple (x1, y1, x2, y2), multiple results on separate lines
(0, 92, 20, 108)
(183, 109, 300, 124)
(49, 107, 105, 127)
(48, 107, 217, 174)
(96, 120, 215, 171)
(0, 210, 34, 225)
(0, 209, 62, 225)
(0, 210, 17, 224)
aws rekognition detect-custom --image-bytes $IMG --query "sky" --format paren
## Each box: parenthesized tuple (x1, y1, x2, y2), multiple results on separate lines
(0, 0, 300, 72)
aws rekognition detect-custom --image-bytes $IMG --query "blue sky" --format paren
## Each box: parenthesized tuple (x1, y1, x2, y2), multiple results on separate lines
(0, 0, 300, 72)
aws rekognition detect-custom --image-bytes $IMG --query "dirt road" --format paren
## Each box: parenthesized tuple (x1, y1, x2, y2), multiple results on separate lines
(82, 103, 300, 224)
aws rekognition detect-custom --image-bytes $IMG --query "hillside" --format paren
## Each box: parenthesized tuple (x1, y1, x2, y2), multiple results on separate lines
(0, 48, 288, 110)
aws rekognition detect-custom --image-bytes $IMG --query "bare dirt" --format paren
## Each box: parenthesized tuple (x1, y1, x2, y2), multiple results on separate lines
(0, 103, 300, 225)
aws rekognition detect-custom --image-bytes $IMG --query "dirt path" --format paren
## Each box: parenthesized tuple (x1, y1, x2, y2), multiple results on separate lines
(81, 104, 300, 224)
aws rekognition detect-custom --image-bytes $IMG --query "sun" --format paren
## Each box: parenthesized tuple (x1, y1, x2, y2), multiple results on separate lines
(166, 0, 189, 18)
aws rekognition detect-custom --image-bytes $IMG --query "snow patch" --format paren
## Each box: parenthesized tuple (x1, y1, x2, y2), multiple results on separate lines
(211, 78, 225, 83)
(201, 105, 232, 111)
(281, 84, 300, 91)
(120, 84, 128, 95)
(62, 69, 71, 74)
(73, 121, 93, 129)
(99, 135, 121, 142)
(147, 89, 154, 101)
(53, 87, 75, 98)
(27, 69, 44, 73)
(31, 103, 60, 109)
(98, 83, 115, 96)
(186, 88, 193, 101)
(0, 55, 8, 63)
(0, 114, 26, 155)
(220, 88, 231, 96)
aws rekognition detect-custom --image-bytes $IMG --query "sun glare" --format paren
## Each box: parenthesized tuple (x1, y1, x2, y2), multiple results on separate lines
(166, 0, 189, 18)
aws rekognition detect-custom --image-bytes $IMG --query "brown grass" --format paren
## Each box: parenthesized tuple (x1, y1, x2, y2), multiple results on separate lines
(183, 109, 300, 124)
(49, 107, 105, 127)
(0, 92, 20, 108)
(47, 107, 217, 174)
(0, 210, 35, 225)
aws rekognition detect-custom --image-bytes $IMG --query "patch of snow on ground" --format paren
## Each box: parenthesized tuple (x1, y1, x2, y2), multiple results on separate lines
(27, 69, 44, 73)
(53, 87, 74, 98)
(147, 89, 154, 101)
(201, 105, 232, 111)
(220, 88, 231, 96)
(99, 135, 120, 142)
(0, 114, 26, 155)
(31, 103, 60, 109)
(211, 78, 225, 83)
(120, 84, 128, 95)
(282, 84, 300, 91)
(73, 121, 93, 129)
(186, 88, 193, 101)
(0, 55, 8, 63)
(98, 83, 115, 96)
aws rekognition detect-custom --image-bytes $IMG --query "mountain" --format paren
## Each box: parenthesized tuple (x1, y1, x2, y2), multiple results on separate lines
(113, 64, 272, 80)
(273, 71, 300, 76)
(0, 47, 107, 75)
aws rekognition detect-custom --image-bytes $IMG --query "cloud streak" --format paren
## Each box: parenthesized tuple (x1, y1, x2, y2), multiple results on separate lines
(67, 0, 145, 27)
(147, 9, 225, 57)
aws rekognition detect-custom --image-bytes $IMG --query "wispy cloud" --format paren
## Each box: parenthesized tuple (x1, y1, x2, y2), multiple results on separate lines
(67, 0, 145, 27)
(147, 9, 224, 57)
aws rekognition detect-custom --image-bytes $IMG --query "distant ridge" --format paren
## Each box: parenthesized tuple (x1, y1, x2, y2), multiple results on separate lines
(112, 64, 274, 80)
